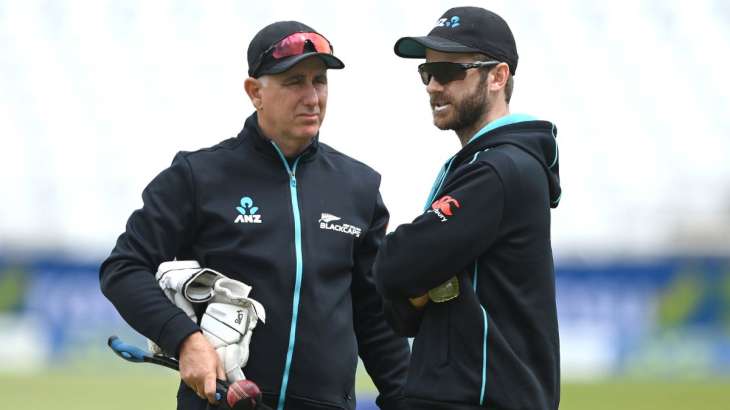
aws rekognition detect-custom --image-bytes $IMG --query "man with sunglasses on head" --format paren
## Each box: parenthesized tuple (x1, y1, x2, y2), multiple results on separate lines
(373, 6, 562, 410)
(100, 21, 409, 410)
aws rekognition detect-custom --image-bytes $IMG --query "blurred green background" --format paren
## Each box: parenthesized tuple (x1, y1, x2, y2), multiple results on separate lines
(2, 244, 730, 410)
(2, 367, 729, 410)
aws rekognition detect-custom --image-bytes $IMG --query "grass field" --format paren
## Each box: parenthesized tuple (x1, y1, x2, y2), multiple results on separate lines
(2, 369, 728, 410)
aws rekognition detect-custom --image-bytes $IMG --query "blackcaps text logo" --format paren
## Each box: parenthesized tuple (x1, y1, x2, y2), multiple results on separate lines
(319, 212, 362, 237)
(235, 196, 262, 224)
(430, 195, 460, 222)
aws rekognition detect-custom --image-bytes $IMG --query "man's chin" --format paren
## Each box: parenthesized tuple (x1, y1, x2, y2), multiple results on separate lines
(432, 116, 454, 131)
(293, 126, 320, 140)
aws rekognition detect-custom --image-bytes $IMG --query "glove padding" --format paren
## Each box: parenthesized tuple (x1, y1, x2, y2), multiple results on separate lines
(149, 260, 224, 354)
(200, 278, 266, 382)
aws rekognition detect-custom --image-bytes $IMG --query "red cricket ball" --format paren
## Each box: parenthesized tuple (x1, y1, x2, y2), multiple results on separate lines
(226, 379, 262, 410)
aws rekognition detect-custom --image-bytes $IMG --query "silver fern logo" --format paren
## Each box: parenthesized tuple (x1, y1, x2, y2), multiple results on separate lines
(318, 213, 341, 224)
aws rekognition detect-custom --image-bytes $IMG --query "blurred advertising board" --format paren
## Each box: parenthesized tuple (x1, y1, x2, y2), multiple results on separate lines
(1, 257, 728, 378)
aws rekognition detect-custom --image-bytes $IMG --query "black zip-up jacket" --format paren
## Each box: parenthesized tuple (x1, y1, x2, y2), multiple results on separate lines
(374, 116, 561, 410)
(100, 113, 410, 410)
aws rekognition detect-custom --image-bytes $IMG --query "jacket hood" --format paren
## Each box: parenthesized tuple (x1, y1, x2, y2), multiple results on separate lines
(458, 114, 561, 208)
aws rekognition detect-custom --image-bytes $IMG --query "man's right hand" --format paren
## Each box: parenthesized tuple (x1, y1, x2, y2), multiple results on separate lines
(179, 331, 226, 404)
(408, 294, 430, 308)
(409, 276, 461, 308)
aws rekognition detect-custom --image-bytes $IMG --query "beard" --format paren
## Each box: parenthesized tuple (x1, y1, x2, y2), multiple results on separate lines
(431, 78, 489, 134)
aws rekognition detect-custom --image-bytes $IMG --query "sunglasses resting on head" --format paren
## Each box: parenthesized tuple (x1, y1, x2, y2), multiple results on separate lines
(251, 32, 334, 75)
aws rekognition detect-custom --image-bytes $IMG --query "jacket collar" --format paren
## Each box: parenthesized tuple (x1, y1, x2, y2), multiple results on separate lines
(238, 112, 320, 163)
(426, 113, 562, 209)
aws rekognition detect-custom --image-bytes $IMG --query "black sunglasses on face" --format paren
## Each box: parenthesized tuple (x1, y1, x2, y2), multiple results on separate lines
(418, 61, 501, 85)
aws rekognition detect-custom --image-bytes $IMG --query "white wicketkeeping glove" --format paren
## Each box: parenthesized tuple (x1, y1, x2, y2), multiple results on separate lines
(200, 278, 266, 382)
(150, 260, 224, 354)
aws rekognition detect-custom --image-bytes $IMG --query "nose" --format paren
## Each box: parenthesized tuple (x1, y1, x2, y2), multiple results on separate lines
(426, 76, 443, 94)
(302, 83, 319, 108)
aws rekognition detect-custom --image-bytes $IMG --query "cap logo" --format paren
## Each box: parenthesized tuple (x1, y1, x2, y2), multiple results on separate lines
(435, 16, 461, 28)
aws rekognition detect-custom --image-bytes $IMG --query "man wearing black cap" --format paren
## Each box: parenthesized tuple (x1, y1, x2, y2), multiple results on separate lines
(374, 7, 562, 410)
(100, 21, 409, 410)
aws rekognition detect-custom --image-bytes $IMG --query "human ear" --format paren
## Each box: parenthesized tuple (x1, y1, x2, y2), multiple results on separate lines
(489, 63, 510, 92)
(244, 77, 264, 110)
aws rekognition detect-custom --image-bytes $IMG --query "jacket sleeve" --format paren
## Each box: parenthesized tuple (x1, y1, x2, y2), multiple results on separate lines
(351, 192, 410, 410)
(99, 153, 200, 357)
(382, 297, 424, 338)
(374, 162, 504, 300)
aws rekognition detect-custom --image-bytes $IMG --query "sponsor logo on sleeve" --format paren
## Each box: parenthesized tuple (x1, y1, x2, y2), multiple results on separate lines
(428, 195, 460, 222)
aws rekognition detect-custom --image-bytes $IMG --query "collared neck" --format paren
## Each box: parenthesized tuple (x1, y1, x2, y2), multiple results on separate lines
(238, 112, 320, 163)
(467, 113, 538, 145)
(425, 113, 556, 209)
(448, 113, 540, 168)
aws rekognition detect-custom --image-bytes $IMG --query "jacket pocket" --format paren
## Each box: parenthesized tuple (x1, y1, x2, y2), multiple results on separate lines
(405, 275, 487, 405)
(411, 300, 450, 369)
(447, 276, 490, 403)
(286, 393, 348, 409)
(176, 382, 207, 410)
(261, 392, 348, 410)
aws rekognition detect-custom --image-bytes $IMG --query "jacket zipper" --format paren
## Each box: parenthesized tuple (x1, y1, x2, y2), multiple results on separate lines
(271, 142, 304, 410)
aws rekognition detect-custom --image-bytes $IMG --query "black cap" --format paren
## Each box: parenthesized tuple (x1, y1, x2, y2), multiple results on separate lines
(394, 7, 518, 75)
(247, 21, 344, 78)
